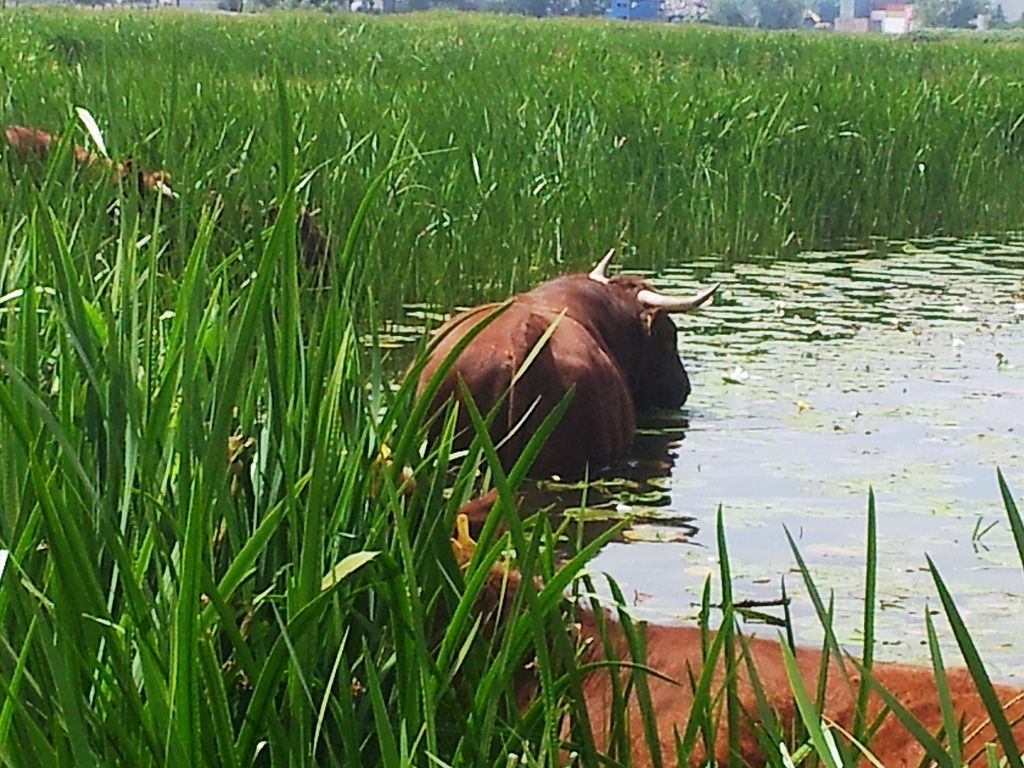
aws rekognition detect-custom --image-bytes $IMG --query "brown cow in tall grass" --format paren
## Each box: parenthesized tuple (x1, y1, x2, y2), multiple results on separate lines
(5, 124, 336, 271)
(3, 124, 175, 200)
(418, 252, 718, 479)
(451, 513, 1024, 767)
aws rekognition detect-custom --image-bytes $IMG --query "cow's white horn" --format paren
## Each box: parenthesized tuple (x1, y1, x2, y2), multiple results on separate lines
(588, 249, 615, 285)
(637, 283, 719, 313)
(155, 179, 179, 200)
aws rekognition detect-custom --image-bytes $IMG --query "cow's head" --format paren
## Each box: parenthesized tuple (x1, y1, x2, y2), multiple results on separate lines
(587, 250, 717, 410)
(139, 169, 176, 200)
(118, 157, 177, 201)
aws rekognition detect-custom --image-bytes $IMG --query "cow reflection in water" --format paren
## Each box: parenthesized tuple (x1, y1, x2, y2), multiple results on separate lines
(417, 251, 718, 480)
(517, 410, 699, 549)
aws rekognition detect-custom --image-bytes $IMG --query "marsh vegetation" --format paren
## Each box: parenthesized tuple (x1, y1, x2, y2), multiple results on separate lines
(1, 9, 1023, 766)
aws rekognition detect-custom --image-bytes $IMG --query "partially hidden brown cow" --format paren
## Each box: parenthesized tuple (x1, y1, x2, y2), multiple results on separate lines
(451, 514, 1024, 768)
(3, 124, 175, 200)
(418, 251, 718, 478)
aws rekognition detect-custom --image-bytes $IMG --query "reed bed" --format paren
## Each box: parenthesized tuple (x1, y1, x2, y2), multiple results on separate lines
(4, 11, 1024, 312)
(1, 9, 1023, 767)
(0, 146, 580, 765)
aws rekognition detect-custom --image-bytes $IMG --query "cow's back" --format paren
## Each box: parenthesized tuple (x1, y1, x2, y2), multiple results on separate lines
(575, 619, 1024, 767)
(4, 125, 54, 161)
(417, 300, 635, 477)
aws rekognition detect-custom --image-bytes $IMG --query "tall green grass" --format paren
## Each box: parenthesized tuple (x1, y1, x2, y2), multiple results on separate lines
(0, 121, 599, 764)
(1, 11, 1024, 767)
(1, 166, 1022, 765)
(4, 10, 1024, 315)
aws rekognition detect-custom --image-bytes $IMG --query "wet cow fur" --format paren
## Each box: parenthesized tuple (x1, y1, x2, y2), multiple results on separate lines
(452, 516, 1024, 767)
(418, 268, 713, 478)
(573, 617, 1024, 767)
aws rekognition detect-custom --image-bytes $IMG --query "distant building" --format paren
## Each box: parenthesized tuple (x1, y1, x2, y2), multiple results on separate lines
(870, 2, 917, 32)
(836, 0, 918, 32)
(838, 0, 870, 18)
(605, 0, 707, 21)
(605, 0, 661, 19)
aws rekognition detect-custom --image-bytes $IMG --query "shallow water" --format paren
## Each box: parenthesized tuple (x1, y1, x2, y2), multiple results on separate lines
(587, 236, 1024, 679)
(398, 236, 1024, 679)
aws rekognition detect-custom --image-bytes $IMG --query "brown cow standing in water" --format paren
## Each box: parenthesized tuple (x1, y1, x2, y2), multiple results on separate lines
(417, 251, 718, 478)
(3, 124, 175, 200)
(451, 514, 1024, 768)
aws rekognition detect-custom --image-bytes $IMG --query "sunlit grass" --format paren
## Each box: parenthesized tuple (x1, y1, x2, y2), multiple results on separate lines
(4, 10, 1024, 315)
(0, 140, 580, 766)
(0, 170, 1022, 764)
(0, 9, 1023, 766)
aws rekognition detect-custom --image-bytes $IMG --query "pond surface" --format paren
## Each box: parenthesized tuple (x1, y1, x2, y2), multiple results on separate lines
(396, 236, 1024, 679)
(586, 236, 1024, 680)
